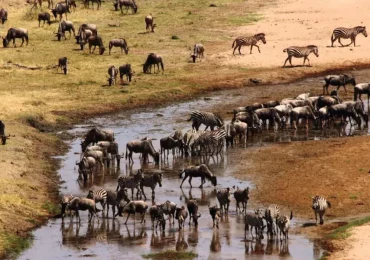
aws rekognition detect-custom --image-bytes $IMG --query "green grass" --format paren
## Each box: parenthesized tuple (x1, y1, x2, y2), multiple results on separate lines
(327, 216, 370, 240)
(3, 232, 32, 259)
(42, 201, 60, 215)
(143, 250, 198, 260)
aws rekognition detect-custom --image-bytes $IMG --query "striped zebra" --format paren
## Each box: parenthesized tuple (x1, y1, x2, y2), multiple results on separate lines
(87, 189, 107, 215)
(197, 129, 226, 156)
(265, 204, 280, 237)
(331, 26, 367, 47)
(232, 33, 266, 55)
(140, 173, 163, 200)
(312, 196, 331, 225)
(106, 188, 129, 217)
(116, 170, 143, 199)
(283, 45, 319, 67)
(187, 111, 223, 131)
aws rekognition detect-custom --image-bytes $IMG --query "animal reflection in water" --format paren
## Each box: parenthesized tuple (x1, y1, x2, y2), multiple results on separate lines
(210, 230, 221, 252)
(244, 239, 290, 257)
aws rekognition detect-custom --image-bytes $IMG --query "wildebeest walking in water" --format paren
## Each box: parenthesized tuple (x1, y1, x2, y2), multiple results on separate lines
(143, 53, 164, 74)
(57, 57, 68, 74)
(3, 28, 29, 48)
(0, 8, 8, 24)
(119, 64, 133, 84)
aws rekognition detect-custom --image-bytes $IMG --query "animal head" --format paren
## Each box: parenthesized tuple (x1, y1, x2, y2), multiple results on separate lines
(156, 173, 163, 187)
(2, 37, 8, 48)
(99, 46, 106, 55)
(51, 9, 57, 19)
(358, 26, 368, 37)
(215, 114, 224, 127)
(190, 53, 197, 63)
(153, 152, 160, 163)
(193, 212, 201, 226)
(256, 33, 266, 44)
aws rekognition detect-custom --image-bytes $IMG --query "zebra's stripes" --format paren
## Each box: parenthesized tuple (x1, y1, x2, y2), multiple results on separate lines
(87, 189, 108, 214)
(188, 111, 223, 131)
(331, 26, 367, 47)
(196, 129, 226, 155)
(232, 33, 266, 55)
(312, 196, 331, 225)
(283, 45, 319, 67)
(116, 170, 143, 199)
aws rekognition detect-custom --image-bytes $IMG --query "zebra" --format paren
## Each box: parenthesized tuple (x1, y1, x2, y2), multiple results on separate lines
(265, 204, 280, 238)
(105, 188, 129, 217)
(232, 33, 266, 55)
(331, 26, 367, 47)
(196, 129, 226, 155)
(283, 45, 319, 67)
(140, 173, 163, 200)
(116, 170, 144, 199)
(87, 189, 108, 215)
(187, 111, 223, 131)
(312, 196, 331, 225)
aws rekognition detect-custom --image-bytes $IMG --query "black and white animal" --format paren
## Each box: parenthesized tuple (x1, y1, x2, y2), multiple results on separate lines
(244, 211, 265, 240)
(81, 128, 114, 152)
(3, 28, 29, 48)
(312, 196, 331, 225)
(119, 64, 133, 84)
(208, 205, 221, 228)
(55, 20, 75, 41)
(126, 139, 160, 164)
(331, 26, 367, 47)
(108, 38, 129, 55)
(140, 173, 162, 200)
(87, 189, 108, 215)
(67, 197, 99, 223)
(105, 188, 129, 218)
(187, 111, 223, 131)
(175, 206, 188, 230)
(232, 33, 266, 55)
(143, 53, 164, 73)
(161, 200, 177, 224)
(38, 12, 51, 27)
(191, 43, 205, 63)
(187, 200, 201, 226)
(179, 164, 217, 188)
(264, 204, 280, 238)
(57, 57, 68, 74)
(194, 129, 226, 156)
(149, 205, 166, 230)
(88, 35, 106, 55)
(116, 200, 148, 224)
(234, 186, 249, 213)
(0, 8, 7, 24)
(323, 74, 356, 95)
(283, 45, 319, 67)
(145, 15, 156, 32)
(119, 0, 138, 14)
(51, 2, 70, 20)
(116, 170, 144, 199)
(107, 65, 118, 86)
(276, 211, 293, 241)
(216, 188, 230, 215)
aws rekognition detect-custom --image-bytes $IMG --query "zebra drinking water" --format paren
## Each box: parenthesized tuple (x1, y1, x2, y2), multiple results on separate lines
(283, 45, 319, 67)
(232, 33, 266, 55)
(331, 26, 367, 47)
(312, 196, 331, 225)
(187, 111, 223, 131)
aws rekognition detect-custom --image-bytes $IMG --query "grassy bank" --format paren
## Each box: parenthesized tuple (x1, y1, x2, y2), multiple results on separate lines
(143, 250, 198, 260)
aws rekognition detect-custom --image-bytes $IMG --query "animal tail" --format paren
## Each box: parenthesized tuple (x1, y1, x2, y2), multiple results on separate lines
(187, 115, 193, 122)
(289, 211, 293, 220)
(160, 60, 164, 71)
(179, 170, 184, 179)
(283, 48, 288, 52)
(232, 39, 236, 48)
(327, 201, 331, 208)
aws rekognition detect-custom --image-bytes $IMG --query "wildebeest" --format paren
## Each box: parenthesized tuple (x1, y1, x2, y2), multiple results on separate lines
(191, 44, 205, 63)
(108, 38, 129, 55)
(290, 106, 318, 129)
(175, 206, 188, 230)
(179, 164, 217, 188)
(84, 0, 101, 10)
(77, 156, 96, 181)
(67, 197, 99, 223)
(51, 2, 70, 21)
(263, 100, 280, 108)
(274, 104, 293, 128)
(57, 57, 68, 74)
(244, 211, 265, 240)
(78, 23, 98, 36)
(81, 128, 115, 152)
(0, 120, 6, 145)
(343, 101, 369, 126)
(316, 94, 341, 110)
(145, 15, 156, 33)
(116, 200, 148, 225)
(119, 0, 137, 14)
(233, 111, 261, 132)
(125, 139, 160, 164)
(161, 200, 176, 224)
(277, 211, 293, 241)
(88, 35, 106, 55)
(143, 53, 164, 73)
(0, 8, 8, 24)
(149, 205, 166, 230)
(160, 136, 182, 158)
(119, 64, 133, 84)
(107, 65, 118, 86)
(55, 20, 75, 41)
(216, 188, 230, 215)
(323, 74, 356, 95)
(254, 108, 282, 130)
(76, 24, 97, 49)
(187, 200, 201, 226)
(38, 12, 51, 27)
(208, 205, 221, 228)
(328, 104, 361, 127)
(3, 28, 29, 48)
(234, 186, 249, 213)
(354, 83, 370, 108)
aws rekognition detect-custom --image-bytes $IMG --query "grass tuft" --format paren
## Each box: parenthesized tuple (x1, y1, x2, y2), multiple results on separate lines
(42, 201, 60, 215)
(327, 216, 370, 240)
(3, 232, 32, 258)
(143, 250, 198, 260)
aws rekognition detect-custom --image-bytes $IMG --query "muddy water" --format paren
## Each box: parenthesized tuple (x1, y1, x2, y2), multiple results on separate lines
(20, 72, 370, 260)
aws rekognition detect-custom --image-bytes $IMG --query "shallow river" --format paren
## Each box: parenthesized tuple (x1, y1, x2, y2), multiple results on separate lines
(20, 74, 370, 260)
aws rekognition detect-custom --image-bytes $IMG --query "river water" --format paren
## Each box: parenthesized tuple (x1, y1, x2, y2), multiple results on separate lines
(20, 74, 370, 260)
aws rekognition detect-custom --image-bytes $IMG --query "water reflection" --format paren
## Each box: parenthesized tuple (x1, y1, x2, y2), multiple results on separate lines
(210, 230, 221, 252)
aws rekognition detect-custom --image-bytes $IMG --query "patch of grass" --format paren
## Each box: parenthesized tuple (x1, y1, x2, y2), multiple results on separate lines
(228, 13, 263, 25)
(143, 250, 198, 260)
(327, 216, 370, 240)
(318, 251, 330, 260)
(349, 195, 358, 200)
(42, 201, 60, 215)
(171, 35, 180, 40)
(2, 232, 32, 259)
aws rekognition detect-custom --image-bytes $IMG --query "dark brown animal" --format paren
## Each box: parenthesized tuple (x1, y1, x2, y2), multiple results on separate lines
(57, 57, 68, 74)
(88, 35, 106, 55)
(145, 15, 156, 32)
(143, 53, 164, 73)
(3, 28, 29, 48)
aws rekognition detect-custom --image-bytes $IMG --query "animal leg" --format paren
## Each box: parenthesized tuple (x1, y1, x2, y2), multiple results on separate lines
(238, 46, 242, 55)
(283, 57, 289, 67)
(338, 38, 344, 47)
(188, 176, 193, 188)
(124, 212, 131, 224)
(180, 175, 188, 188)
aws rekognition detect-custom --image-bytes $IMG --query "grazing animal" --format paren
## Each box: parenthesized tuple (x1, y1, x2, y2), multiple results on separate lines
(191, 43, 205, 63)
(234, 187, 249, 213)
(233, 103, 264, 114)
(233, 120, 248, 143)
(76, 29, 93, 50)
(161, 200, 177, 224)
(331, 26, 367, 47)
(232, 33, 266, 55)
(108, 65, 118, 86)
(318, 107, 330, 129)
(83, 150, 104, 171)
(55, 20, 75, 41)
(3, 28, 28, 48)
(328, 104, 361, 127)
(216, 188, 231, 215)
(84, 0, 101, 10)
(276, 211, 293, 241)
(274, 104, 293, 128)
(77, 156, 96, 181)
(126, 140, 160, 164)
(312, 196, 331, 225)
(182, 129, 202, 157)
(87, 189, 108, 215)
(0, 120, 6, 145)
(160, 136, 182, 158)
(88, 35, 106, 55)
(0, 8, 7, 24)
(116, 200, 148, 224)
(323, 74, 356, 95)
(38, 12, 51, 27)
(244, 211, 265, 240)
(316, 94, 341, 110)
(81, 128, 114, 152)
(343, 101, 368, 126)
(175, 206, 188, 230)
(254, 108, 282, 130)
(140, 173, 162, 200)
(51, 2, 70, 20)
(143, 53, 164, 73)
(149, 205, 166, 230)
(57, 57, 68, 74)
(145, 15, 156, 32)
(179, 164, 217, 188)
(209, 205, 221, 228)
(194, 129, 226, 156)
(187, 200, 201, 226)
(283, 45, 319, 67)
(234, 112, 261, 132)
(67, 197, 98, 223)
(295, 93, 311, 100)
(60, 194, 75, 218)
(119, 64, 133, 84)
(225, 122, 236, 147)
(119, 0, 137, 14)
(108, 38, 129, 55)
(116, 170, 144, 199)
(78, 23, 98, 36)
(187, 111, 223, 131)
(265, 204, 280, 237)
(97, 141, 121, 167)
(290, 106, 318, 129)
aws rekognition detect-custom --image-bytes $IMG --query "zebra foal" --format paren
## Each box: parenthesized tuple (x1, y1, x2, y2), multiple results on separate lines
(283, 45, 319, 67)
(232, 33, 266, 55)
(312, 196, 331, 225)
(331, 26, 367, 47)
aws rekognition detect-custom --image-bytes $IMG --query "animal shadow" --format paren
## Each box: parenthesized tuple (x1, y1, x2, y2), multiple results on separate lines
(282, 65, 312, 69)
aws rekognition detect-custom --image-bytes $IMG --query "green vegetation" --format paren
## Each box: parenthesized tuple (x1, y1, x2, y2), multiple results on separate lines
(327, 216, 370, 240)
(42, 201, 60, 215)
(143, 250, 198, 259)
(3, 232, 32, 259)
